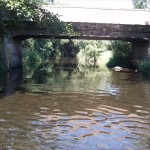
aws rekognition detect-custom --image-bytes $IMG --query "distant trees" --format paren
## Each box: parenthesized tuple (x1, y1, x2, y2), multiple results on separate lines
(132, 0, 150, 9)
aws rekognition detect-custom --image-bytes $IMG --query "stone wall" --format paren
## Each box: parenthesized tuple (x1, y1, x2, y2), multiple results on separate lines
(72, 22, 150, 40)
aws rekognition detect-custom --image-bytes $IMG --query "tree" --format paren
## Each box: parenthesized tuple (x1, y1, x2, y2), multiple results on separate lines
(106, 41, 132, 68)
(0, 0, 75, 73)
(132, 0, 150, 9)
(76, 40, 106, 68)
(0, 0, 73, 39)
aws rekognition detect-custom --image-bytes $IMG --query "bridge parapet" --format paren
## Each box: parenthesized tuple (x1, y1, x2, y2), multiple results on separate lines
(13, 22, 150, 41)
(71, 22, 150, 40)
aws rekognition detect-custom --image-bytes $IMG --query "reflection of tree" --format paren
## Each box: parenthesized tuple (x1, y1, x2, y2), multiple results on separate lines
(24, 60, 76, 85)
(32, 63, 54, 84)
(23, 39, 82, 84)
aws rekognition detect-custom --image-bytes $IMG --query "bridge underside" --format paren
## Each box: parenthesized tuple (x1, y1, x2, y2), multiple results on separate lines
(13, 34, 145, 42)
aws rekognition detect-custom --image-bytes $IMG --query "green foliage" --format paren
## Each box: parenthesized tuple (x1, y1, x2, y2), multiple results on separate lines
(0, 0, 74, 39)
(32, 63, 54, 83)
(132, 0, 150, 9)
(23, 38, 75, 77)
(23, 38, 79, 63)
(139, 60, 150, 76)
(22, 39, 112, 85)
(23, 50, 42, 75)
(24, 50, 42, 64)
(106, 41, 132, 68)
(23, 39, 55, 59)
(23, 39, 61, 63)
(76, 40, 108, 68)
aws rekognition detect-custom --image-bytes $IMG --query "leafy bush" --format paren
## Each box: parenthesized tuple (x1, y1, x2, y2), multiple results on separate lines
(76, 40, 108, 68)
(32, 63, 54, 83)
(106, 41, 132, 68)
(139, 60, 150, 76)
(24, 51, 42, 64)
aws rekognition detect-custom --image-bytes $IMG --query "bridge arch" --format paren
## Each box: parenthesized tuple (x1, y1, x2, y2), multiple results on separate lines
(2, 7, 150, 69)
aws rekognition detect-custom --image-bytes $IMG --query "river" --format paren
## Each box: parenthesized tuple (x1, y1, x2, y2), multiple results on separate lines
(0, 66, 150, 150)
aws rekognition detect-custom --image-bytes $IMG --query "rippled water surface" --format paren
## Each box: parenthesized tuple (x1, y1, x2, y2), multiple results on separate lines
(0, 68, 150, 150)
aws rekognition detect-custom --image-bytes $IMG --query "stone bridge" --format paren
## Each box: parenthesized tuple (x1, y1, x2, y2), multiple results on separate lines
(3, 7, 150, 69)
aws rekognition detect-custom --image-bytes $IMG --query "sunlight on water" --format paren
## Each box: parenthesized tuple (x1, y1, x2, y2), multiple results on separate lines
(0, 68, 150, 150)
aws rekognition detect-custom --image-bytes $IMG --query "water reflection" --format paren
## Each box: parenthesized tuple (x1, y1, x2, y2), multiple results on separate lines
(0, 63, 150, 150)
(0, 67, 23, 96)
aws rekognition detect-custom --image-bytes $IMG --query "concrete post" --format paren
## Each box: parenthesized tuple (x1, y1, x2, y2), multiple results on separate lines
(148, 39, 150, 59)
(4, 67, 23, 96)
(3, 34, 22, 69)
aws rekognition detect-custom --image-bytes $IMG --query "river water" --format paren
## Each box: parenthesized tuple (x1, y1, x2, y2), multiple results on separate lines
(0, 66, 150, 150)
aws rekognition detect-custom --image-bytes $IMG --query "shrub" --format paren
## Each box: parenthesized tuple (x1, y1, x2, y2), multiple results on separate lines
(24, 51, 42, 64)
(106, 41, 132, 68)
(139, 60, 150, 76)
(76, 40, 108, 68)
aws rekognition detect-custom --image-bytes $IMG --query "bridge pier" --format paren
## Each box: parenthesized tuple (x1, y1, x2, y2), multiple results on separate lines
(3, 34, 22, 69)
(148, 39, 150, 58)
(131, 39, 150, 65)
